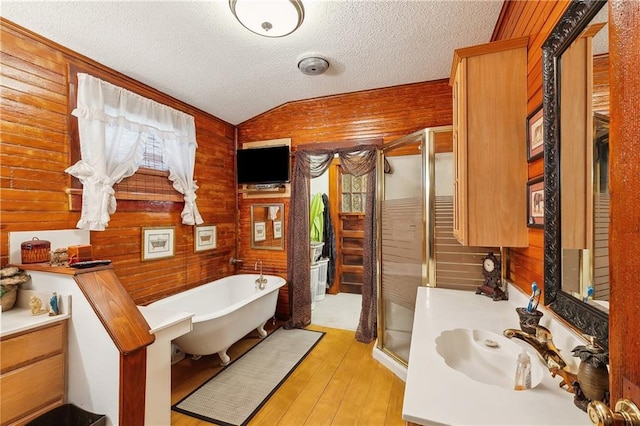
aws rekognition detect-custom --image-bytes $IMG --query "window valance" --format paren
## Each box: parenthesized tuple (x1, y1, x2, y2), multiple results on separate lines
(66, 73, 203, 230)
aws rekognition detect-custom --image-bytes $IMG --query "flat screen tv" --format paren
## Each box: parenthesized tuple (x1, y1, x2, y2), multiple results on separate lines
(237, 145, 290, 185)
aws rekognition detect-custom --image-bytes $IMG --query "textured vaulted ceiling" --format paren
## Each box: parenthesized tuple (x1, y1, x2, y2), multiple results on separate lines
(2, 0, 503, 125)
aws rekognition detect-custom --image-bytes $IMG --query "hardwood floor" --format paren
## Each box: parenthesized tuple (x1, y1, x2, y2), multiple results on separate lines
(170, 322, 406, 425)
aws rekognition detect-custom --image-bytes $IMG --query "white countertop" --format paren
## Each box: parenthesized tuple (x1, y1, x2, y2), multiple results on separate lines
(137, 305, 193, 335)
(403, 286, 589, 426)
(1, 307, 70, 338)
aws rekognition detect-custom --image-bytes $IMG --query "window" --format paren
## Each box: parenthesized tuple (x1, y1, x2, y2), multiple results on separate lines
(113, 134, 179, 202)
(67, 72, 202, 230)
(340, 173, 367, 213)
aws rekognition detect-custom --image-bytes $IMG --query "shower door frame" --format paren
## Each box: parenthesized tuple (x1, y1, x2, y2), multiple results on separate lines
(376, 126, 452, 366)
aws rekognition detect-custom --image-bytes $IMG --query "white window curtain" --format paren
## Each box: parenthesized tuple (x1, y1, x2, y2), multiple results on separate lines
(66, 73, 203, 230)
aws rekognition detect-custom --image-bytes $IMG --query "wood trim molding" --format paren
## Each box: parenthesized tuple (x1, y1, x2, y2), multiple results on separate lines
(450, 36, 529, 86)
(490, 0, 513, 42)
(328, 158, 341, 294)
(66, 188, 184, 212)
(296, 137, 383, 152)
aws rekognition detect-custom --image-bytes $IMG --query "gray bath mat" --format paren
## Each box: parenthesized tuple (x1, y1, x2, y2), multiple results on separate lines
(172, 327, 324, 425)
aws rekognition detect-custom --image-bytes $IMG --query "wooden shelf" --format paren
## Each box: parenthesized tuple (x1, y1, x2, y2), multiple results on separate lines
(11, 262, 112, 275)
(239, 187, 287, 195)
(239, 184, 290, 199)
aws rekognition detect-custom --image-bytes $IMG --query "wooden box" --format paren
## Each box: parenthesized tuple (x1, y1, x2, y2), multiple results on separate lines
(67, 245, 92, 263)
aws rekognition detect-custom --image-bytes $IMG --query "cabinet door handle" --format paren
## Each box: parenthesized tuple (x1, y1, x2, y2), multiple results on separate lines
(588, 399, 640, 425)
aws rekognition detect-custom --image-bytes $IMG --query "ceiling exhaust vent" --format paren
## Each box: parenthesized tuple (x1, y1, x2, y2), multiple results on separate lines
(298, 56, 329, 75)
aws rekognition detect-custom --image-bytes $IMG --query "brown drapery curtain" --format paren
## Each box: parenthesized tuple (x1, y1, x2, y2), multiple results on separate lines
(286, 144, 378, 343)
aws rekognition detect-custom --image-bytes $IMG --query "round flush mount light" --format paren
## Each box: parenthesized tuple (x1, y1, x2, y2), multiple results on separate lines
(298, 56, 329, 75)
(229, 0, 305, 38)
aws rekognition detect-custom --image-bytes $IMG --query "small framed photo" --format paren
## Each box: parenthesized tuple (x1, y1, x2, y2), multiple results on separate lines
(527, 104, 544, 162)
(194, 225, 217, 252)
(526, 177, 544, 228)
(141, 227, 175, 261)
(254, 221, 266, 242)
(273, 220, 282, 239)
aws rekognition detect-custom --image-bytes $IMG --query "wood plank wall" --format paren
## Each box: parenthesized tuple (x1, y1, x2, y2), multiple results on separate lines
(491, 0, 571, 299)
(236, 81, 452, 304)
(0, 19, 236, 305)
(609, 0, 640, 405)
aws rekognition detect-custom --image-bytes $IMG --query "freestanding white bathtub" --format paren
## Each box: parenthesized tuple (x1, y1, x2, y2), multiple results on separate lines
(147, 274, 286, 365)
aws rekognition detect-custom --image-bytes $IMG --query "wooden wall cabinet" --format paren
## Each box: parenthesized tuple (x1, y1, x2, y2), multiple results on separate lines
(1, 321, 67, 425)
(450, 37, 529, 247)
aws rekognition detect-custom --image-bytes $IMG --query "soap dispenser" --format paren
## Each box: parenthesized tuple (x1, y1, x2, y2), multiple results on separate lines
(571, 336, 609, 411)
(514, 350, 532, 390)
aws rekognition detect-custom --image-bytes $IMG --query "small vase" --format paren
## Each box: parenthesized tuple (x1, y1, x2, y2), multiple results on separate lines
(578, 362, 609, 402)
(516, 307, 543, 335)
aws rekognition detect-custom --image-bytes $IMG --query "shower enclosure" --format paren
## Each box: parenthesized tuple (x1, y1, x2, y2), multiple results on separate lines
(375, 126, 452, 366)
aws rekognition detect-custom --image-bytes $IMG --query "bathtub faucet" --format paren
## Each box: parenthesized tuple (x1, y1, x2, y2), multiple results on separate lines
(255, 260, 267, 290)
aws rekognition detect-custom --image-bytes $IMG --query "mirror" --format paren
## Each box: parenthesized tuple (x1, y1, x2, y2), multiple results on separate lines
(250, 203, 284, 250)
(543, 0, 609, 348)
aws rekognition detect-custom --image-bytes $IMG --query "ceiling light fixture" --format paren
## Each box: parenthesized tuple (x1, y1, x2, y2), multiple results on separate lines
(229, 0, 305, 38)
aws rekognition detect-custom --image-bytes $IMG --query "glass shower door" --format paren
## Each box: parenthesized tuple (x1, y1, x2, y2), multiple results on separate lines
(377, 128, 440, 364)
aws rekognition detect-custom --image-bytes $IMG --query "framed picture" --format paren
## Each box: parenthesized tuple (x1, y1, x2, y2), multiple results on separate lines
(194, 225, 217, 252)
(254, 221, 266, 242)
(141, 227, 175, 261)
(527, 104, 544, 162)
(526, 177, 544, 228)
(273, 220, 282, 239)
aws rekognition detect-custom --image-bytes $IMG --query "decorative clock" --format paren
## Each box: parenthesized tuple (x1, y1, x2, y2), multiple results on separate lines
(476, 251, 508, 301)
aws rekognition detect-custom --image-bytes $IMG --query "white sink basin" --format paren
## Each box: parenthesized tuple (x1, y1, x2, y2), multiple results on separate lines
(435, 328, 544, 390)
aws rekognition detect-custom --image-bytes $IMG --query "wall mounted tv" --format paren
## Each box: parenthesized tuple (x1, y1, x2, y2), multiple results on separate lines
(237, 145, 291, 186)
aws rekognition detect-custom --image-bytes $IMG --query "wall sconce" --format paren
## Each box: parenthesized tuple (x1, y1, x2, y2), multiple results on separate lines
(229, 0, 305, 38)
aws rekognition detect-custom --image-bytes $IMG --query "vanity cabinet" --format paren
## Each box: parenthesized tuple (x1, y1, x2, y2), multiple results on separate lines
(450, 37, 529, 247)
(1, 321, 67, 425)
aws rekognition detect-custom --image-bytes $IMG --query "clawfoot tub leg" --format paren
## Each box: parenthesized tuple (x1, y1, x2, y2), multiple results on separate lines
(218, 349, 231, 366)
(257, 320, 268, 338)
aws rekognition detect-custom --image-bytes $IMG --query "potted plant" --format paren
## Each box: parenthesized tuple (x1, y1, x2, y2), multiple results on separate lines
(1, 266, 31, 311)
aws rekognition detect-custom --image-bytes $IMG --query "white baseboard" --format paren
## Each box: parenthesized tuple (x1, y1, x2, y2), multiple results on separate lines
(372, 344, 407, 382)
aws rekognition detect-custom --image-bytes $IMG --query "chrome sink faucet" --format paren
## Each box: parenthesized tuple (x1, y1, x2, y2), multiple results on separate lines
(504, 325, 577, 392)
(255, 259, 267, 290)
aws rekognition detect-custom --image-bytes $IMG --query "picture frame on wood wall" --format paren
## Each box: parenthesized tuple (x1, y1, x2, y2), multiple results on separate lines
(273, 221, 282, 239)
(254, 222, 266, 242)
(526, 177, 544, 228)
(141, 227, 175, 261)
(527, 104, 544, 162)
(194, 225, 217, 252)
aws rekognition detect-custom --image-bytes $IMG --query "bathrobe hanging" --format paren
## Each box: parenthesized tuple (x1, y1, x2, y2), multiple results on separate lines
(310, 192, 324, 242)
(321, 193, 337, 288)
